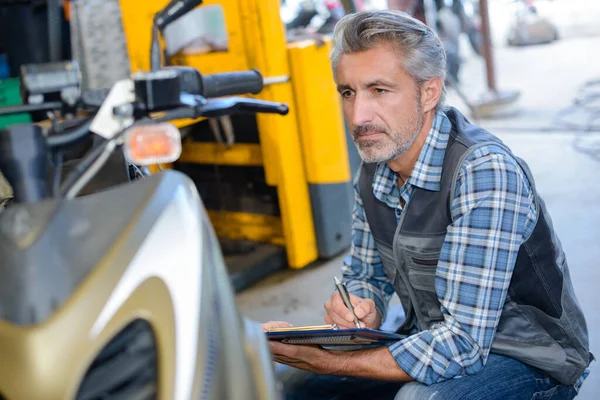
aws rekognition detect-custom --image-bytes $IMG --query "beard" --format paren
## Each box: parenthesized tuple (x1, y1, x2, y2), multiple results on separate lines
(351, 100, 423, 164)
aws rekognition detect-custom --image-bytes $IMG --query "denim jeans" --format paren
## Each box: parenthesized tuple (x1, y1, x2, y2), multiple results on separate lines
(276, 353, 577, 400)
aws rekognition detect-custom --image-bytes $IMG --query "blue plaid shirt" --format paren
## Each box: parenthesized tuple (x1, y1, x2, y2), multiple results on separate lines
(342, 110, 542, 385)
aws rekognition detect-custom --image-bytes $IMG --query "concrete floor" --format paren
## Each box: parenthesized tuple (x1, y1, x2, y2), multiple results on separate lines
(237, 2, 600, 397)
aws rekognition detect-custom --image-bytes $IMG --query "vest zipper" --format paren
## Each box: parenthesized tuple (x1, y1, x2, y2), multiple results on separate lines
(392, 198, 418, 332)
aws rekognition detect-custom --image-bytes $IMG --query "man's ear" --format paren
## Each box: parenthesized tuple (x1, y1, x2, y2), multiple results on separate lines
(420, 77, 443, 113)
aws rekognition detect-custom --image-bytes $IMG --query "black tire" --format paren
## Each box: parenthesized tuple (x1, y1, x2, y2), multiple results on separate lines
(76, 320, 158, 400)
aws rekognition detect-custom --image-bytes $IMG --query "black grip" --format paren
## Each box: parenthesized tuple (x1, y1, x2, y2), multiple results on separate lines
(200, 70, 264, 98)
(0, 102, 63, 116)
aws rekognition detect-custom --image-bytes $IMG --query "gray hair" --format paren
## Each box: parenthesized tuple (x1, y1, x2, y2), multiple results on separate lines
(330, 10, 447, 109)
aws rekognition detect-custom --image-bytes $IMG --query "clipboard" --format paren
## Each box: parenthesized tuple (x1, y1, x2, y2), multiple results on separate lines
(266, 324, 406, 348)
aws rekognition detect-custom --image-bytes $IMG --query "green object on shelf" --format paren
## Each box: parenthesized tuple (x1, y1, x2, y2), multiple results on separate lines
(0, 78, 32, 130)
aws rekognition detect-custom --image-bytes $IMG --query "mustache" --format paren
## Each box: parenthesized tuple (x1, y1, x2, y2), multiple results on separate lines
(352, 124, 388, 136)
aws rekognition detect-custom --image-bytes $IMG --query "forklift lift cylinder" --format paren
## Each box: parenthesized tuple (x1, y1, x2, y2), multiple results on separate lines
(287, 38, 353, 259)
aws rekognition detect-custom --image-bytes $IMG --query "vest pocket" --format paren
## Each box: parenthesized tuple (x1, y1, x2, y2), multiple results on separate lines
(411, 257, 439, 266)
(405, 252, 444, 324)
(407, 256, 438, 292)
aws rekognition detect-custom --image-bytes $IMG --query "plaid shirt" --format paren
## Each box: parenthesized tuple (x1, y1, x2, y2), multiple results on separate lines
(342, 110, 541, 385)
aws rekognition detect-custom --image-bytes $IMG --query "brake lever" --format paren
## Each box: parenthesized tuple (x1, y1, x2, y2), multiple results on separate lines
(194, 97, 289, 118)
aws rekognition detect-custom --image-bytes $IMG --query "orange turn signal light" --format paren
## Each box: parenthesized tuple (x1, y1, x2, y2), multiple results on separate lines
(124, 123, 182, 166)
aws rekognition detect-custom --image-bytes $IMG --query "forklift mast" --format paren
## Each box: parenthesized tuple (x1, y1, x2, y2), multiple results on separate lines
(115, 0, 354, 290)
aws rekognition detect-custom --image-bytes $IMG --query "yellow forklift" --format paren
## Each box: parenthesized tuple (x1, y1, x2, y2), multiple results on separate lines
(115, 0, 356, 290)
(0, 0, 356, 291)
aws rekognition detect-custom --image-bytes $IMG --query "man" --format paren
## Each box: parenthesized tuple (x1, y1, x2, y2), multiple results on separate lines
(263, 10, 592, 399)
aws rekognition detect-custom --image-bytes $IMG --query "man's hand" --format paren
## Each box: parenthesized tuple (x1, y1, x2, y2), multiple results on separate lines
(260, 320, 412, 381)
(324, 292, 382, 330)
(268, 340, 413, 381)
(260, 321, 344, 374)
(268, 341, 350, 375)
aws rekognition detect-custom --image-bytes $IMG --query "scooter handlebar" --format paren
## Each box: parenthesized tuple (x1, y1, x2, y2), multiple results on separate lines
(200, 70, 264, 98)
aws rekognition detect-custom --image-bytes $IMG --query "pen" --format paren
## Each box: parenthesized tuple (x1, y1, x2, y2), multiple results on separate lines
(334, 276, 362, 329)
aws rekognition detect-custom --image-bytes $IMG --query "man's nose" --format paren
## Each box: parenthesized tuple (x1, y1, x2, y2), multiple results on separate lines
(351, 94, 375, 127)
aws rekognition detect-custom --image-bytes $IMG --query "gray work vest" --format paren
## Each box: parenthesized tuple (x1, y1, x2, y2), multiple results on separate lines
(358, 107, 591, 385)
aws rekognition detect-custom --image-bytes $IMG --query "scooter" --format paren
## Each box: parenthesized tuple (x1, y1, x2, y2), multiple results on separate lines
(0, 1, 287, 399)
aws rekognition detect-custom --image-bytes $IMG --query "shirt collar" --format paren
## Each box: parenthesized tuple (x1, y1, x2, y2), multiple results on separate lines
(372, 110, 452, 203)
(406, 109, 452, 192)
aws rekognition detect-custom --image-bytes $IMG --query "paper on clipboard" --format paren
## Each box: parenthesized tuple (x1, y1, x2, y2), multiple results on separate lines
(266, 324, 406, 348)
(267, 324, 338, 333)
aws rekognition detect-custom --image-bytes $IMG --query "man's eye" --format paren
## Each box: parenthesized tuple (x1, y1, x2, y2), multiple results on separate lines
(341, 90, 354, 98)
(373, 88, 387, 95)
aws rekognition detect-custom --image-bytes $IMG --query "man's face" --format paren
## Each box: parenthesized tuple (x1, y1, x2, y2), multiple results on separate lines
(336, 44, 424, 163)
